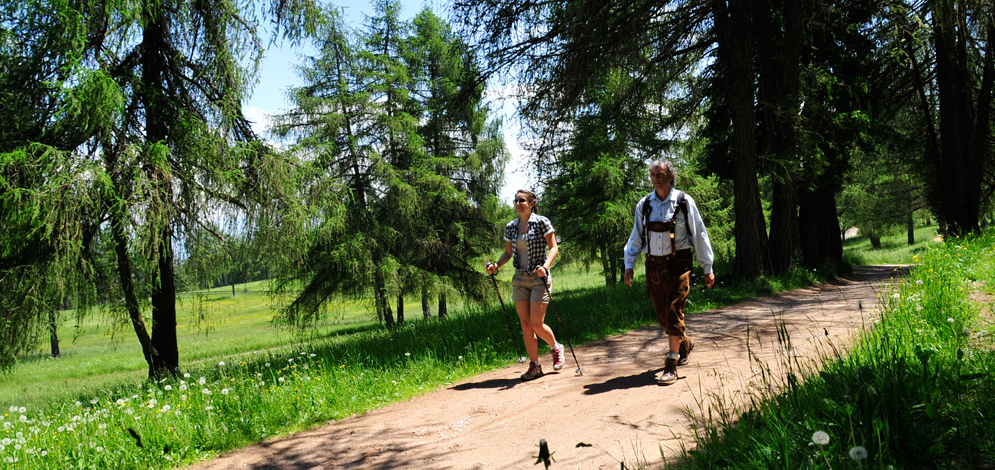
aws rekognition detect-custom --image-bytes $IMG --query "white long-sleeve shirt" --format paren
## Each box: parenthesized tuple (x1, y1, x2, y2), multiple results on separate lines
(623, 188, 715, 274)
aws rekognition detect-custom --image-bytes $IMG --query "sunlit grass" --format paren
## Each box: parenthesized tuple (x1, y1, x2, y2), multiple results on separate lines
(673, 229, 995, 469)
(843, 224, 941, 265)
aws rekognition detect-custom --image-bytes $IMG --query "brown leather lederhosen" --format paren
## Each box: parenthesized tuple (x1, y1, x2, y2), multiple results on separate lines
(644, 212, 693, 336)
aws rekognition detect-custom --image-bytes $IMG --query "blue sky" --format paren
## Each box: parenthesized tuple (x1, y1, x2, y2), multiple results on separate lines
(244, 0, 527, 202)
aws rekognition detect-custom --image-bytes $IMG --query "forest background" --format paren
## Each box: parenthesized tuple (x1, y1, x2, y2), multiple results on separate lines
(2, 0, 995, 459)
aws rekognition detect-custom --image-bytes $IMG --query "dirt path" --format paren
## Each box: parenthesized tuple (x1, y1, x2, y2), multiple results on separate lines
(185, 265, 906, 470)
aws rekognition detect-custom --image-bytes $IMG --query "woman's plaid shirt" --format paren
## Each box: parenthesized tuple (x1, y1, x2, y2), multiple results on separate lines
(503, 214, 555, 273)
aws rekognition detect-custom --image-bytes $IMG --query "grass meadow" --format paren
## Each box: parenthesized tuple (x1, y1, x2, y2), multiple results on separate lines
(2, 223, 984, 469)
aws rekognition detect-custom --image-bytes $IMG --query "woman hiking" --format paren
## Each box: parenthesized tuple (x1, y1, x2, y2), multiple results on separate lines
(486, 190, 565, 380)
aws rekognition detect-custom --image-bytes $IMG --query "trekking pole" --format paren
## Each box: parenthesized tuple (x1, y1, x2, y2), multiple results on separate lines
(541, 278, 584, 376)
(486, 264, 527, 363)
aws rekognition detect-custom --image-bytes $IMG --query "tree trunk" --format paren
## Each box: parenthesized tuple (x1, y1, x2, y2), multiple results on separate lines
(149, 224, 179, 377)
(375, 271, 394, 328)
(756, 0, 806, 275)
(768, 180, 796, 274)
(142, 1, 178, 379)
(599, 243, 612, 286)
(608, 249, 618, 286)
(798, 188, 843, 266)
(869, 235, 881, 249)
(49, 309, 59, 358)
(907, 213, 915, 245)
(422, 286, 431, 320)
(110, 202, 158, 376)
(929, 0, 992, 236)
(396, 293, 405, 326)
(713, 0, 770, 277)
(438, 291, 448, 319)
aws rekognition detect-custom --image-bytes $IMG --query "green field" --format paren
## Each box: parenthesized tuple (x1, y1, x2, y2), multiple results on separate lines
(0, 257, 628, 406)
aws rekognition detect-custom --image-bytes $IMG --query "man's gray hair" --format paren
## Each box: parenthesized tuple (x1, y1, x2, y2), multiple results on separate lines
(648, 158, 677, 187)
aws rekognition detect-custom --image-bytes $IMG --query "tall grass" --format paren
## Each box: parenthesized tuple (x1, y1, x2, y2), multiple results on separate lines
(674, 230, 995, 469)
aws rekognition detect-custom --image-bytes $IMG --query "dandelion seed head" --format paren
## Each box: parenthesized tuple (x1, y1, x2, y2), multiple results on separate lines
(202, 388, 212, 395)
(184, 373, 191, 378)
(218, 361, 225, 367)
(811, 431, 830, 446)
(18, 416, 26, 423)
(849, 446, 868, 461)
(948, 318, 955, 323)
(7, 406, 15, 412)
(221, 388, 229, 395)
(405, 352, 411, 357)
(164, 385, 172, 391)
(205, 406, 214, 411)
(198, 377, 207, 385)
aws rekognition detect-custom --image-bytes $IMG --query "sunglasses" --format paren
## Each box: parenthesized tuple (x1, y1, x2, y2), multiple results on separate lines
(513, 198, 528, 204)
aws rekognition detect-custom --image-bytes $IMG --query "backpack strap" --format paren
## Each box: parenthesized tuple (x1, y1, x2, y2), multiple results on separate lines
(676, 191, 696, 252)
(639, 193, 653, 248)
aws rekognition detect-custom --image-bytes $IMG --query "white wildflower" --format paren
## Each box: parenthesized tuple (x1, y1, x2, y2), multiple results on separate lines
(811, 431, 830, 446)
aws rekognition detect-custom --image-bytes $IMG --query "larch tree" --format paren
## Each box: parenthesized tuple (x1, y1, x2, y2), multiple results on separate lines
(0, 0, 316, 377)
(272, 2, 505, 329)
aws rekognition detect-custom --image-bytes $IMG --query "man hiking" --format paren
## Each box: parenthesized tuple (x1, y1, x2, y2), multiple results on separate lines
(623, 159, 715, 385)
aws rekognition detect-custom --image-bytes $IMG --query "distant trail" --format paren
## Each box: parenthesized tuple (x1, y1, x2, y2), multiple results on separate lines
(184, 265, 906, 470)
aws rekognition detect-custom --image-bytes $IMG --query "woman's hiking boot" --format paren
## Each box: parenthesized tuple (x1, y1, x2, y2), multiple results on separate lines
(551, 343, 565, 370)
(521, 361, 544, 381)
(678, 336, 694, 366)
(657, 353, 680, 385)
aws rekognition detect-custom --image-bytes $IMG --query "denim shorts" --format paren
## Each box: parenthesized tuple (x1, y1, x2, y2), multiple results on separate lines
(512, 271, 551, 303)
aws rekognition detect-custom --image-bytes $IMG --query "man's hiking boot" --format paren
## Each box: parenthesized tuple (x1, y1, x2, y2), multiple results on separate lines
(678, 336, 694, 366)
(551, 343, 565, 370)
(521, 362, 544, 381)
(657, 353, 680, 385)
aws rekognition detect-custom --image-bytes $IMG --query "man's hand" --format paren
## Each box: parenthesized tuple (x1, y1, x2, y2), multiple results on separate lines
(704, 272, 715, 289)
(623, 268, 634, 286)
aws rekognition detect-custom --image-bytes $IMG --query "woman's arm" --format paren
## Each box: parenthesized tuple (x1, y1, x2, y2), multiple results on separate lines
(486, 241, 514, 274)
(541, 232, 558, 274)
